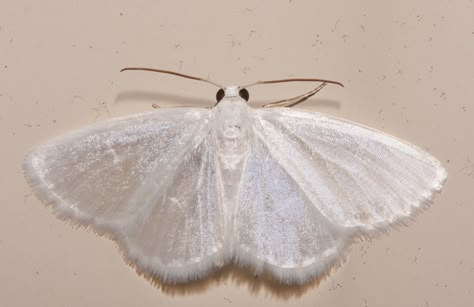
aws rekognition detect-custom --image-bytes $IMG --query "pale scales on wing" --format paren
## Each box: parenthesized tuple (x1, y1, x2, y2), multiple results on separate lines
(22, 68, 446, 285)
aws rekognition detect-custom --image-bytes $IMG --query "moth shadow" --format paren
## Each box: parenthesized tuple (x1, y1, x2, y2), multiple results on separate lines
(145, 264, 325, 299)
(114, 91, 340, 110)
(304, 98, 341, 109)
(114, 90, 211, 108)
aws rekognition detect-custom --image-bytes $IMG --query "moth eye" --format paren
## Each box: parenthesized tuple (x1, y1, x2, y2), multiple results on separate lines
(239, 88, 249, 101)
(216, 89, 225, 102)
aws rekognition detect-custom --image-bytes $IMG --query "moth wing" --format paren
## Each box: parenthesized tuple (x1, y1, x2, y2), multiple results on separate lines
(23, 109, 225, 282)
(233, 108, 446, 284)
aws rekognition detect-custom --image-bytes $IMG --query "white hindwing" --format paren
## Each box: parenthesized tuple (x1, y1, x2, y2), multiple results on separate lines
(23, 109, 225, 282)
(234, 107, 446, 284)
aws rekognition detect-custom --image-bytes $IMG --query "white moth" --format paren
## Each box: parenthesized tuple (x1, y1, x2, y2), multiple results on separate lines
(23, 68, 447, 285)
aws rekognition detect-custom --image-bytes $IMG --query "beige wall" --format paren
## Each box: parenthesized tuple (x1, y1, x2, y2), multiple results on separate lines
(1, 1, 473, 306)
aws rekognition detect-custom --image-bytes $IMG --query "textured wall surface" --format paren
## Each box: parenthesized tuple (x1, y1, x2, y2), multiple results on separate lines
(1, 1, 473, 306)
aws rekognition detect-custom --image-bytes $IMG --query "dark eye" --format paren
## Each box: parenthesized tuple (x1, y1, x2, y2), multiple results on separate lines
(216, 89, 225, 102)
(239, 88, 249, 101)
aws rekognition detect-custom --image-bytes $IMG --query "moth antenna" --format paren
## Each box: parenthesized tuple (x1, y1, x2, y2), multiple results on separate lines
(243, 78, 344, 88)
(263, 83, 328, 108)
(120, 67, 223, 88)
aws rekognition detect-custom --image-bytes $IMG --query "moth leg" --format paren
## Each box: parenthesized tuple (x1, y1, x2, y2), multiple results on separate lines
(151, 104, 212, 109)
(262, 82, 327, 108)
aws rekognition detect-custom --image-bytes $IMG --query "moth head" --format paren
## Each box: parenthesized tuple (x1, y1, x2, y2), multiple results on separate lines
(216, 86, 250, 103)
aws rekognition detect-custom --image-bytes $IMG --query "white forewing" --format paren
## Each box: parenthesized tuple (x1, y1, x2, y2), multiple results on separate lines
(23, 109, 225, 282)
(253, 108, 446, 232)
